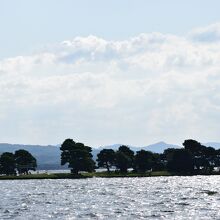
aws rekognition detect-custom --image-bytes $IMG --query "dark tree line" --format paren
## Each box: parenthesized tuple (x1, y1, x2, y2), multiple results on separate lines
(2, 139, 219, 176)
(97, 145, 163, 173)
(0, 150, 37, 175)
(60, 138, 220, 175)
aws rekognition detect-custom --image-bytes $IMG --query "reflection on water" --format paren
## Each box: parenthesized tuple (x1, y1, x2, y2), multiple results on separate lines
(1, 176, 220, 219)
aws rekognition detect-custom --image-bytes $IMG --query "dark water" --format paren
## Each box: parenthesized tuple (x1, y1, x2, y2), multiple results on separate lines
(1, 176, 220, 219)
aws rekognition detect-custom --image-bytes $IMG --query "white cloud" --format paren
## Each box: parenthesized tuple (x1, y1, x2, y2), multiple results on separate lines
(188, 23, 220, 43)
(1, 23, 220, 146)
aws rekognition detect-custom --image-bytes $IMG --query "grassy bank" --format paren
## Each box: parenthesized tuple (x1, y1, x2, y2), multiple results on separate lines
(84, 170, 171, 178)
(0, 173, 90, 180)
(2, 170, 219, 180)
(0, 171, 172, 180)
(1, 170, 220, 180)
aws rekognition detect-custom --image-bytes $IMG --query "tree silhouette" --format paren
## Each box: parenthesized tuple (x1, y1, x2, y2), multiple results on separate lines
(183, 139, 217, 172)
(183, 139, 203, 156)
(151, 153, 165, 171)
(60, 139, 95, 175)
(134, 150, 153, 173)
(166, 148, 194, 173)
(97, 149, 115, 172)
(0, 152, 16, 175)
(14, 149, 37, 175)
(115, 146, 134, 173)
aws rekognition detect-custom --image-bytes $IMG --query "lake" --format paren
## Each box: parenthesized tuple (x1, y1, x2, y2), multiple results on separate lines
(1, 176, 220, 219)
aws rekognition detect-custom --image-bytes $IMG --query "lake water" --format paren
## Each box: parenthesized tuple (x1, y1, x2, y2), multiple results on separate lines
(1, 176, 220, 219)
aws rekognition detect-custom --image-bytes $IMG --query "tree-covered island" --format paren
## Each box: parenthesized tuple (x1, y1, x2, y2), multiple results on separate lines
(1, 138, 220, 179)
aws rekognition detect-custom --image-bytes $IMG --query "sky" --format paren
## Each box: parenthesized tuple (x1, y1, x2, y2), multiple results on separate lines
(1, 0, 220, 147)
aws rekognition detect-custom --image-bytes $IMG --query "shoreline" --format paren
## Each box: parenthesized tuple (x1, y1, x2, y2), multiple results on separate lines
(1, 171, 220, 180)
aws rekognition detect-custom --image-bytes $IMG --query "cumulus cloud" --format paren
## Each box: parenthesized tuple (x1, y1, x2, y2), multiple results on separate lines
(1, 23, 220, 146)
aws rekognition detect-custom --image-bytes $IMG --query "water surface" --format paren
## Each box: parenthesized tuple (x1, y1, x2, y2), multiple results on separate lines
(1, 176, 220, 219)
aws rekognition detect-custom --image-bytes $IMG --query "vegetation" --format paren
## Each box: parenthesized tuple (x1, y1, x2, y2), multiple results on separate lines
(134, 150, 154, 173)
(166, 148, 194, 173)
(115, 145, 134, 173)
(0, 173, 90, 180)
(97, 149, 115, 172)
(1, 138, 220, 179)
(60, 139, 95, 174)
(0, 150, 37, 175)
(14, 149, 37, 174)
(95, 139, 220, 175)
(183, 139, 216, 173)
(0, 152, 16, 175)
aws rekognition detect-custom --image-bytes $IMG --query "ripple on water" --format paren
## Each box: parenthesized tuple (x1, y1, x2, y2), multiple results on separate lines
(0, 176, 220, 219)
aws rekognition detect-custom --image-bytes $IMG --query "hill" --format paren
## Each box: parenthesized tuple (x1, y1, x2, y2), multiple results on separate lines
(0, 143, 63, 170)
(141, 141, 181, 153)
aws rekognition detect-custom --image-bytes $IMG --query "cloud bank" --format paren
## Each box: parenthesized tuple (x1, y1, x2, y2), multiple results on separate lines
(1, 23, 220, 146)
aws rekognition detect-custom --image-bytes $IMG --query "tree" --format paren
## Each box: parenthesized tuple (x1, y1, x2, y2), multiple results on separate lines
(203, 146, 216, 158)
(118, 145, 134, 160)
(0, 152, 16, 175)
(166, 148, 194, 173)
(183, 139, 216, 172)
(14, 149, 37, 175)
(183, 139, 202, 156)
(134, 150, 153, 173)
(199, 146, 216, 173)
(163, 148, 178, 161)
(151, 153, 165, 171)
(97, 149, 115, 172)
(115, 146, 134, 173)
(60, 139, 95, 174)
(214, 149, 220, 168)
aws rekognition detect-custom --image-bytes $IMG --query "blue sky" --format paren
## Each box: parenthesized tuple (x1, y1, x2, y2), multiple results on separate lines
(1, 0, 220, 59)
(1, 1, 220, 146)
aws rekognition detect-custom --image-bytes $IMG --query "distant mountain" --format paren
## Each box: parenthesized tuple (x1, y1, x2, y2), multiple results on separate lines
(0, 143, 64, 170)
(97, 144, 137, 151)
(97, 141, 181, 153)
(141, 141, 181, 153)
